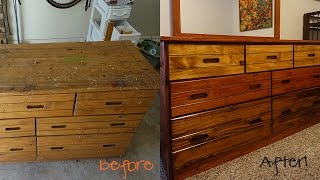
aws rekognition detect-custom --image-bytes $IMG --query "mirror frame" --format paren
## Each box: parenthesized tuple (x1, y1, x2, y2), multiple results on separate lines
(172, 0, 281, 40)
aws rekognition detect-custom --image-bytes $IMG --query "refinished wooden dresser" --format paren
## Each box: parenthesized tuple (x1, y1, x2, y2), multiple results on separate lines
(0, 40, 159, 162)
(160, 37, 320, 179)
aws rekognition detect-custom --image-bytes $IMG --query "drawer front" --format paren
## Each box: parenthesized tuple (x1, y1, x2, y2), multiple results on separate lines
(0, 94, 74, 119)
(272, 66, 320, 95)
(171, 72, 271, 117)
(75, 90, 156, 116)
(0, 118, 35, 138)
(273, 105, 320, 135)
(246, 45, 293, 73)
(171, 98, 271, 152)
(37, 133, 133, 160)
(37, 114, 143, 136)
(294, 45, 320, 67)
(0, 137, 36, 162)
(168, 44, 244, 80)
(173, 121, 270, 170)
(272, 87, 320, 127)
(107, 7, 131, 20)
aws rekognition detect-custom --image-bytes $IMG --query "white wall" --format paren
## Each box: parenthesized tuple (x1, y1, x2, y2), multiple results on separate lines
(281, 0, 320, 40)
(160, 0, 171, 36)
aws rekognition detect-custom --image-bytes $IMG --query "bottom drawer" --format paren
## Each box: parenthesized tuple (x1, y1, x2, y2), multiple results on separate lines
(37, 133, 133, 160)
(173, 122, 271, 170)
(0, 137, 36, 162)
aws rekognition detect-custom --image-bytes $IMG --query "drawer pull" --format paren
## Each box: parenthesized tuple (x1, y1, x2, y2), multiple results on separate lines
(313, 74, 320, 78)
(103, 144, 116, 148)
(111, 123, 125, 127)
(267, 55, 278, 60)
(190, 134, 209, 143)
(313, 101, 320, 106)
(51, 125, 66, 129)
(282, 109, 292, 116)
(5, 127, 20, 131)
(190, 93, 208, 100)
(281, 79, 291, 84)
(240, 60, 245, 65)
(10, 148, 23, 151)
(203, 58, 220, 64)
(27, 105, 44, 109)
(308, 53, 316, 57)
(106, 102, 123, 106)
(249, 118, 262, 125)
(249, 84, 261, 89)
(51, 147, 64, 150)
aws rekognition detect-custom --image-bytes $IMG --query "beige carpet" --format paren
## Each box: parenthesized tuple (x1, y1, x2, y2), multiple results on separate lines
(187, 123, 320, 180)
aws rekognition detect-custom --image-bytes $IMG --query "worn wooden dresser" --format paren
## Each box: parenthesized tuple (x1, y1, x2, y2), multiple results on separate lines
(0, 40, 158, 162)
(160, 37, 320, 179)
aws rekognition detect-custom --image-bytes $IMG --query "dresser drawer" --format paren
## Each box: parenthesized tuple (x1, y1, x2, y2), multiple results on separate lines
(0, 118, 35, 138)
(173, 118, 271, 170)
(272, 87, 320, 121)
(107, 7, 131, 20)
(168, 44, 244, 80)
(0, 137, 36, 162)
(37, 114, 143, 136)
(172, 98, 271, 152)
(272, 66, 320, 95)
(294, 45, 320, 67)
(246, 45, 293, 73)
(75, 90, 155, 116)
(171, 72, 271, 117)
(37, 133, 133, 160)
(0, 94, 74, 119)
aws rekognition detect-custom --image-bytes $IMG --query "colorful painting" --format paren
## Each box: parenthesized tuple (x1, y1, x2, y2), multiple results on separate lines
(239, 0, 273, 31)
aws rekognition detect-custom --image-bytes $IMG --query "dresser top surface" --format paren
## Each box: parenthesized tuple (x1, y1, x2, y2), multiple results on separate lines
(0, 41, 159, 95)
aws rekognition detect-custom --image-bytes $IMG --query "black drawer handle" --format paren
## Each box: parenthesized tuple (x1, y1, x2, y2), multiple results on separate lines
(249, 84, 262, 89)
(249, 118, 262, 125)
(308, 53, 316, 57)
(190, 92, 208, 100)
(313, 101, 320, 106)
(267, 55, 278, 60)
(313, 74, 320, 79)
(51, 147, 64, 150)
(282, 109, 292, 116)
(27, 105, 44, 109)
(103, 144, 116, 148)
(203, 58, 220, 64)
(51, 125, 66, 129)
(190, 134, 209, 143)
(5, 127, 20, 131)
(10, 148, 23, 151)
(106, 101, 122, 106)
(111, 123, 125, 127)
(281, 79, 291, 84)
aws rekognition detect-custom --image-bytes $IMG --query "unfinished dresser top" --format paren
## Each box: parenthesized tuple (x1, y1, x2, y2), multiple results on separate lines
(0, 40, 159, 95)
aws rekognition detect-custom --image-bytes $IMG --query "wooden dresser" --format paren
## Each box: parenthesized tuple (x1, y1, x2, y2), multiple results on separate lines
(160, 37, 320, 179)
(0, 40, 159, 162)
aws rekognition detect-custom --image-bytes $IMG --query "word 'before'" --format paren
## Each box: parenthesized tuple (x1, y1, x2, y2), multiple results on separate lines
(259, 155, 308, 175)
(99, 159, 154, 179)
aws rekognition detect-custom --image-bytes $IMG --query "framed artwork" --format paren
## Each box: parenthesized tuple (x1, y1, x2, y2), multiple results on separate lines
(239, 0, 273, 32)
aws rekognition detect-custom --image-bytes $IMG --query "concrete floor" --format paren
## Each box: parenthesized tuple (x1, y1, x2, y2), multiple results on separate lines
(0, 94, 160, 180)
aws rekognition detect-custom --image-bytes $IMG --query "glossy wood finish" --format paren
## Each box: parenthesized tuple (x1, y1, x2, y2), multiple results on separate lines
(294, 45, 320, 67)
(272, 66, 320, 95)
(172, 98, 271, 152)
(246, 45, 293, 72)
(168, 44, 244, 80)
(171, 72, 271, 117)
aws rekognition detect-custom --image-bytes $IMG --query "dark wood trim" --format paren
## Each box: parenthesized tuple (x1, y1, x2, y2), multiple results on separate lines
(160, 42, 174, 180)
(172, 0, 281, 40)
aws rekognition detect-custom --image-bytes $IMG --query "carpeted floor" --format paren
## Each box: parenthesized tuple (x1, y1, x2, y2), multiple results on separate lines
(162, 123, 320, 180)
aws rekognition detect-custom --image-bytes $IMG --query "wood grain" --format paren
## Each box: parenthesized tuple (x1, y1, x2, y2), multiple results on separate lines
(0, 137, 36, 162)
(294, 45, 320, 67)
(0, 118, 35, 138)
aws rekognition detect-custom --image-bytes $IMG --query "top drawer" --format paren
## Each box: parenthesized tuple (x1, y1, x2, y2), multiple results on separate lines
(168, 44, 244, 81)
(294, 45, 320, 67)
(246, 45, 293, 73)
(0, 94, 74, 119)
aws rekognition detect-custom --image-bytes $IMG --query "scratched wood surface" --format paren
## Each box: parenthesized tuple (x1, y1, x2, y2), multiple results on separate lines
(0, 41, 159, 96)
